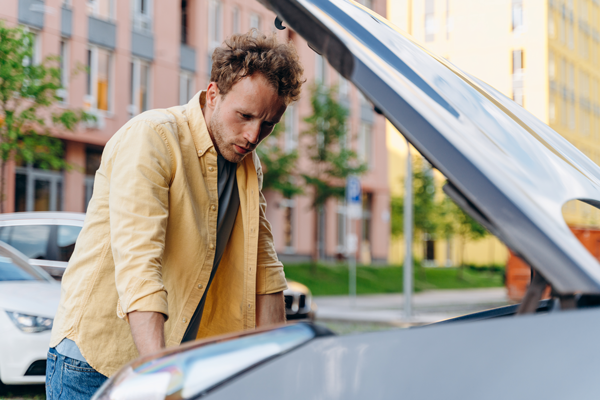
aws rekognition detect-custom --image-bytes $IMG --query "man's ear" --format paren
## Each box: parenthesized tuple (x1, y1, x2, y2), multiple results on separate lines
(205, 82, 220, 110)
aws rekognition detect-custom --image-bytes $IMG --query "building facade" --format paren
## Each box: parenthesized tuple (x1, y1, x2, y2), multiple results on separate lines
(1, 0, 389, 263)
(387, 0, 600, 266)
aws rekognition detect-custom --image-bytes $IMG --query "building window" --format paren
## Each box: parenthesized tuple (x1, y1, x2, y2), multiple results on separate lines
(233, 7, 240, 34)
(250, 13, 261, 30)
(315, 54, 328, 85)
(207, 0, 223, 78)
(87, 0, 113, 20)
(58, 40, 69, 103)
(85, 47, 112, 112)
(512, 49, 524, 106)
(284, 105, 297, 152)
(133, 0, 152, 33)
(512, 0, 523, 32)
(22, 28, 42, 67)
(181, 0, 189, 44)
(568, 21, 574, 49)
(179, 71, 194, 105)
(548, 12, 555, 38)
(338, 72, 349, 98)
(15, 164, 64, 212)
(361, 192, 372, 243)
(358, 122, 373, 167)
(84, 147, 102, 210)
(446, 0, 452, 39)
(424, 0, 436, 42)
(129, 58, 150, 116)
(208, 0, 223, 48)
(280, 197, 295, 253)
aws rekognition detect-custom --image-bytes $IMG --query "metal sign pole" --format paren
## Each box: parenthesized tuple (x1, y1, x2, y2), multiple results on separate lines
(404, 141, 413, 319)
(348, 212, 356, 307)
(346, 176, 361, 308)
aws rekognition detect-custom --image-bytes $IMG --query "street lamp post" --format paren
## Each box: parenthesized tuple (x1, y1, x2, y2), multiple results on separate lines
(404, 140, 413, 319)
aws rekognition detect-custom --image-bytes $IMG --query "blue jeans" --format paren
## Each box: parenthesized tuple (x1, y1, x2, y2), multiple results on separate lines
(46, 347, 108, 400)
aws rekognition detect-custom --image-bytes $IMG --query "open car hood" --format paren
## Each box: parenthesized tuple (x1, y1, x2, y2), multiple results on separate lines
(259, 0, 600, 295)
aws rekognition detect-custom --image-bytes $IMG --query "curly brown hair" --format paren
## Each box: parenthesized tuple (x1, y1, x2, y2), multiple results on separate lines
(210, 30, 305, 105)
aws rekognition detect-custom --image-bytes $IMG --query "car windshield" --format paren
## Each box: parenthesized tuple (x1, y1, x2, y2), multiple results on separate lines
(0, 224, 82, 261)
(0, 255, 45, 281)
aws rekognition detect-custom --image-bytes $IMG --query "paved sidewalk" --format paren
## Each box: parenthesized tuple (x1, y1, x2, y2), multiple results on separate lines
(314, 288, 513, 326)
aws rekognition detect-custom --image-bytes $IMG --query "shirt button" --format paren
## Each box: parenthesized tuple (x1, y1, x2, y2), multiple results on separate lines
(198, 284, 203, 289)
(183, 317, 187, 323)
(211, 205, 216, 211)
(247, 304, 251, 309)
(209, 166, 214, 172)
(209, 243, 215, 250)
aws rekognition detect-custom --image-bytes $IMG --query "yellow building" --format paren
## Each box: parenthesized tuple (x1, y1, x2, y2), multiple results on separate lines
(386, 0, 600, 265)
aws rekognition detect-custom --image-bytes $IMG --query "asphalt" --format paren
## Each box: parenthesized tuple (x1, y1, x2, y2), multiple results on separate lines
(313, 288, 513, 327)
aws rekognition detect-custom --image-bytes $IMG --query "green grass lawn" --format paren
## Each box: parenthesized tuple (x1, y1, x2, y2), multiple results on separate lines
(283, 263, 505, 296)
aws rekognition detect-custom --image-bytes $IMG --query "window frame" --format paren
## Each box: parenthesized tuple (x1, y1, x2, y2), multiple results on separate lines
(87, 0, 115, 21)
(132, 0, 153, 33)
(129, 57, 152, 116)
(179, 70, 195, 105)
(85, 45, 114, 115)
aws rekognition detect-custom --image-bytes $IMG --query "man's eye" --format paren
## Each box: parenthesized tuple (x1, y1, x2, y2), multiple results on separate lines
(241, 114, 251, 119)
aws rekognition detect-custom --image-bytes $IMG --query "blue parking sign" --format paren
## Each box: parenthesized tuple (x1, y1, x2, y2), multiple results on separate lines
(346, 176, 361, 204)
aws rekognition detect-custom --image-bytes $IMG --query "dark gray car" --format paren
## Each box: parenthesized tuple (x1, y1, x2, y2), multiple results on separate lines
(92, 1, 600, 399)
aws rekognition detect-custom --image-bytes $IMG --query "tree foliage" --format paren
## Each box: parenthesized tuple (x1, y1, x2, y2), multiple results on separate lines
(256, 119, 302, 198)
(301, 84, 367, 208)
(391, 155, 489, 267)
(0, 23, 92, 211)
(302, 84, 367, 261)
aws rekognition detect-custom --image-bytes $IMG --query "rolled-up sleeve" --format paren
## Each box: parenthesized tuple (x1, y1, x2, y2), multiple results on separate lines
(256, 188, 288, 295)
(107, 121, 173, 321)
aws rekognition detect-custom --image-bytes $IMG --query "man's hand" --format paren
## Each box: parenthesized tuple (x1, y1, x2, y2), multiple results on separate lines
(128, 311, 165, 357)
(256, 292, 286, 327)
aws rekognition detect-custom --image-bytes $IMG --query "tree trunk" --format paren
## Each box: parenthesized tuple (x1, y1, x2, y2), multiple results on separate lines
(311, 206, 319, 274)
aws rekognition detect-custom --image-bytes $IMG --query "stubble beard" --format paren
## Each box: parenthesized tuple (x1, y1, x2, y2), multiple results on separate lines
(209, 106, 246, 164)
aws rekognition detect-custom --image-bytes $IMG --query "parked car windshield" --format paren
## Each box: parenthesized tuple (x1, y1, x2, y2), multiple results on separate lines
(0, 224, 82, 261)
(0, 255, 45, 281)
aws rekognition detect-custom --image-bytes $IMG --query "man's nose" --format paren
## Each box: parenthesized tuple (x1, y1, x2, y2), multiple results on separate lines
(243, 123, 261, 145)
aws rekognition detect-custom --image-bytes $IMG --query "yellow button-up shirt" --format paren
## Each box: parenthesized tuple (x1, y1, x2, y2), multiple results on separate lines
(50, 91, 287, 377)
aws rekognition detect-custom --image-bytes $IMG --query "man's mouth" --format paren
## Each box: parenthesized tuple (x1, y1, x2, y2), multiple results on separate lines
(234, 144, 251, 154)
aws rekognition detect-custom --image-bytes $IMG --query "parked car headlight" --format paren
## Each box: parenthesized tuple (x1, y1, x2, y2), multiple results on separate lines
(5, 311, 53, 333)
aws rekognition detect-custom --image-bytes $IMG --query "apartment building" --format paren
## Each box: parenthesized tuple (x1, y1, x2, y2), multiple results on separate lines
(387, 0, 600, 267)
(1, 0, 389, 263)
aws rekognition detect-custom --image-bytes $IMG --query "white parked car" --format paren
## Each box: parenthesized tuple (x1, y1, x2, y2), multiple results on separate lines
(0, 212, 85, 280)
(0, 241, 60, 385)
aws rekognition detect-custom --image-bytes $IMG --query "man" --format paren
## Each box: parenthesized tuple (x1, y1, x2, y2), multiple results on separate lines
(45, 31, 304, 399)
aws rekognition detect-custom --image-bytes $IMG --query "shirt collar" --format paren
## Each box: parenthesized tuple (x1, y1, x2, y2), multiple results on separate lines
(186, 90, 215, 157)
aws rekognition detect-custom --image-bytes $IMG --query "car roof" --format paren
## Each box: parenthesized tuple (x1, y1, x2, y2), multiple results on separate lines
(259, 0, 600, 295)
(0, 212, 86, 225)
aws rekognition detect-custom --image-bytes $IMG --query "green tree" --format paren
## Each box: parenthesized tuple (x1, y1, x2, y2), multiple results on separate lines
(390, 158, 439, 241)
(0, 23, 92, 212)
(302, 84, 367, 264)
(256, 115, 302, 198)
(391, 156, 489, 274)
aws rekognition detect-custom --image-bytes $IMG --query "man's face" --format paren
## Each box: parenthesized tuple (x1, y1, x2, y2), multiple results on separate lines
(205, 73, 287, 163)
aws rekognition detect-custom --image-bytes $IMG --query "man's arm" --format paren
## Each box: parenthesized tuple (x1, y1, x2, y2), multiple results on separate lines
(129, 311, 165, 356)
(256, 292, 286, 327)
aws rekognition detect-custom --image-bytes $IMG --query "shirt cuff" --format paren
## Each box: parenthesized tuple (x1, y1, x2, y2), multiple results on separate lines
(256, 263, 288, 294)
(117, 285, 169, 322)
